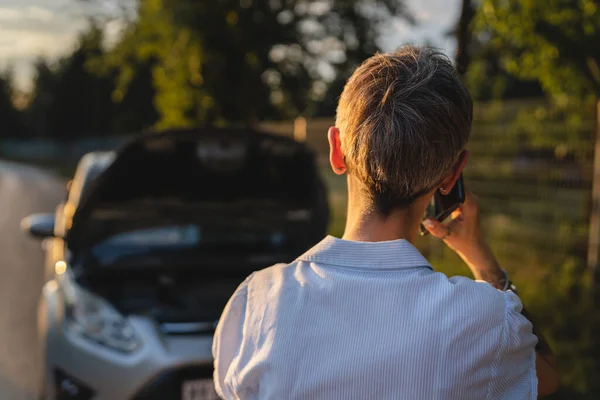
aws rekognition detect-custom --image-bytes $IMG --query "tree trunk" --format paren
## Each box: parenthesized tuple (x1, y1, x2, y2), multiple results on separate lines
(587, 98, 600, 282)
(455, 0, 475, 76)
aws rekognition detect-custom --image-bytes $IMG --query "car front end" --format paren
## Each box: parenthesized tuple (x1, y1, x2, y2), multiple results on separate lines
(42, 273, 217, 400)
(32, 129, 328, 400)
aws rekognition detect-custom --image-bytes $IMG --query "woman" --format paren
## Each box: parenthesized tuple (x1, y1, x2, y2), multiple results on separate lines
(212, 46, 559, 399)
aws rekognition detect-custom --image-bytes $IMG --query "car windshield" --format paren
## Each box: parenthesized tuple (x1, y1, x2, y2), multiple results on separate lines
(88, 224, 288, 266)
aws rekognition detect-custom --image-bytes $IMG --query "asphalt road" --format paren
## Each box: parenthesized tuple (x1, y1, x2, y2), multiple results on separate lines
(0, 161, 63, 400)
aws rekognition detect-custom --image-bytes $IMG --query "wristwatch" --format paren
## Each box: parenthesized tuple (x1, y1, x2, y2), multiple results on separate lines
(501, 269, 518, 293)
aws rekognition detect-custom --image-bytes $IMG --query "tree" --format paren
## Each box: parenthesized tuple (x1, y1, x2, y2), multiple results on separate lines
(98, 0, 210, 129)
(25, 25, 120, 139)
(475, 0, 600, 393)
(26, 59, 58, 137)
(52, 25, 117, 138)
(454, 0, 476, 76)
(475, 0, 599, 102)
(453, 0, 544, 100)
(0, 69, 24, 137)
(476, 0, 600, 269)
(110, 60, 159, 133)
(86, 0, 411, 127)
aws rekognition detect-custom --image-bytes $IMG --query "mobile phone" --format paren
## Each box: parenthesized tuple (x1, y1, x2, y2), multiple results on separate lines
(420, 174, 466, 236)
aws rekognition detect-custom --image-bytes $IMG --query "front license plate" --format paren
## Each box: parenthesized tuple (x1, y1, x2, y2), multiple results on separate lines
(182, 379, 220, 400)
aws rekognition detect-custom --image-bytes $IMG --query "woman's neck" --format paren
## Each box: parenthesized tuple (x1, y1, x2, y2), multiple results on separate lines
(341, 176, 428, 244)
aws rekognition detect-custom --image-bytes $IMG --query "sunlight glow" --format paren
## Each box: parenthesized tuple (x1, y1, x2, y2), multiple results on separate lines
(55, 261, 67, 275)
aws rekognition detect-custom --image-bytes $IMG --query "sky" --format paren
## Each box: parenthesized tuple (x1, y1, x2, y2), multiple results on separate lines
(0, 0, 460, 92)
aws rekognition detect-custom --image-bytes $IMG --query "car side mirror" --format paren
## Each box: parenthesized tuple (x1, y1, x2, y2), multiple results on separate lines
(21, 213, 56, 239)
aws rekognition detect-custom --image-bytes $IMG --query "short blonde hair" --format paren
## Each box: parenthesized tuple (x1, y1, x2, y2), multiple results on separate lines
(336, 46, 472, 214)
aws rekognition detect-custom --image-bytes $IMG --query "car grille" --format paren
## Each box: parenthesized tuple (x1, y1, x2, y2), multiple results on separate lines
(132, 364, 215, 400)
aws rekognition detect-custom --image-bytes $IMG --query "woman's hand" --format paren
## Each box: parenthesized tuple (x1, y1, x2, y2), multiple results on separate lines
(422, 191, 505, 289)
(422, 191, 483, 256)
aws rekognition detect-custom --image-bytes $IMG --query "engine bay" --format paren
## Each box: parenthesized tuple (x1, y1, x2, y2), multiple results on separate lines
(78, 267, 249, 326)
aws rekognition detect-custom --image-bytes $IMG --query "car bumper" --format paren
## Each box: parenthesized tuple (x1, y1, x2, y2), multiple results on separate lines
(45, 316, 216, 400)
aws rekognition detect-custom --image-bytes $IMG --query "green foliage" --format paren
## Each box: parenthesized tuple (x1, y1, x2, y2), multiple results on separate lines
(475, 0, 600, 102)
(94, 0, 410, 128)
(98, 0, 208, 129)
(14, 0, 413, 136)
(463, 54, 544, 101)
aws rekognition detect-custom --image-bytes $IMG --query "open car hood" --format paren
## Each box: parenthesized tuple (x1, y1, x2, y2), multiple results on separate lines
(66, 128, 328, 252)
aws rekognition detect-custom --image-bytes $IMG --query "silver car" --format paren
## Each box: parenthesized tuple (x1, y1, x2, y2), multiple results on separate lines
(22, 129, 328, 400)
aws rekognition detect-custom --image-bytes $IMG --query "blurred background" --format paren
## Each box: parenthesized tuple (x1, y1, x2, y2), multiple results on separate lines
(0, 0, 599, 399)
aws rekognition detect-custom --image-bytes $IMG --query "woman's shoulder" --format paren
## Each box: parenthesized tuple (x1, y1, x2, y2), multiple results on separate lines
(427, 272, 509, 320)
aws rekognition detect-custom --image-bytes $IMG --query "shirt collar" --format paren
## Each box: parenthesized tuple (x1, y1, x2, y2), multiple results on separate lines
(297, 235, 433, 271)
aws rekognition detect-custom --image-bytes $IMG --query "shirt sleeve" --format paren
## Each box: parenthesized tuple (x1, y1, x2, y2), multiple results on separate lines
(488, 290, 538, 399)
(212, 274, 253, 400)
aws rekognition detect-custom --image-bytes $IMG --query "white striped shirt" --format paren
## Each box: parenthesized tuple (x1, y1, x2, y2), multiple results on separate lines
(213, 235, 538, 399)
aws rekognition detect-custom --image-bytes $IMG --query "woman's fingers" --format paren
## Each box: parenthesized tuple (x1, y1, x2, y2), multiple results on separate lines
(423, 207, 464, 241)
(422, 218, 451, 239)
(451, 208, 463, 221)
(422, 192, 483, 255)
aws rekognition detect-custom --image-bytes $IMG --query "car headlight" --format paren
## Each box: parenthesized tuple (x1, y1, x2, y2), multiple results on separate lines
(65, 284, 142, 354)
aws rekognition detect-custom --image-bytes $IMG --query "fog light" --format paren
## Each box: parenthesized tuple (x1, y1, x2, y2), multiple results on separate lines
(54, 368, 95, 400)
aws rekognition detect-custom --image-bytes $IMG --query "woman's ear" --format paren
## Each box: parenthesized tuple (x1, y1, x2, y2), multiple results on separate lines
(439, 150, 470, 192)
(328, 127, 347, 175)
